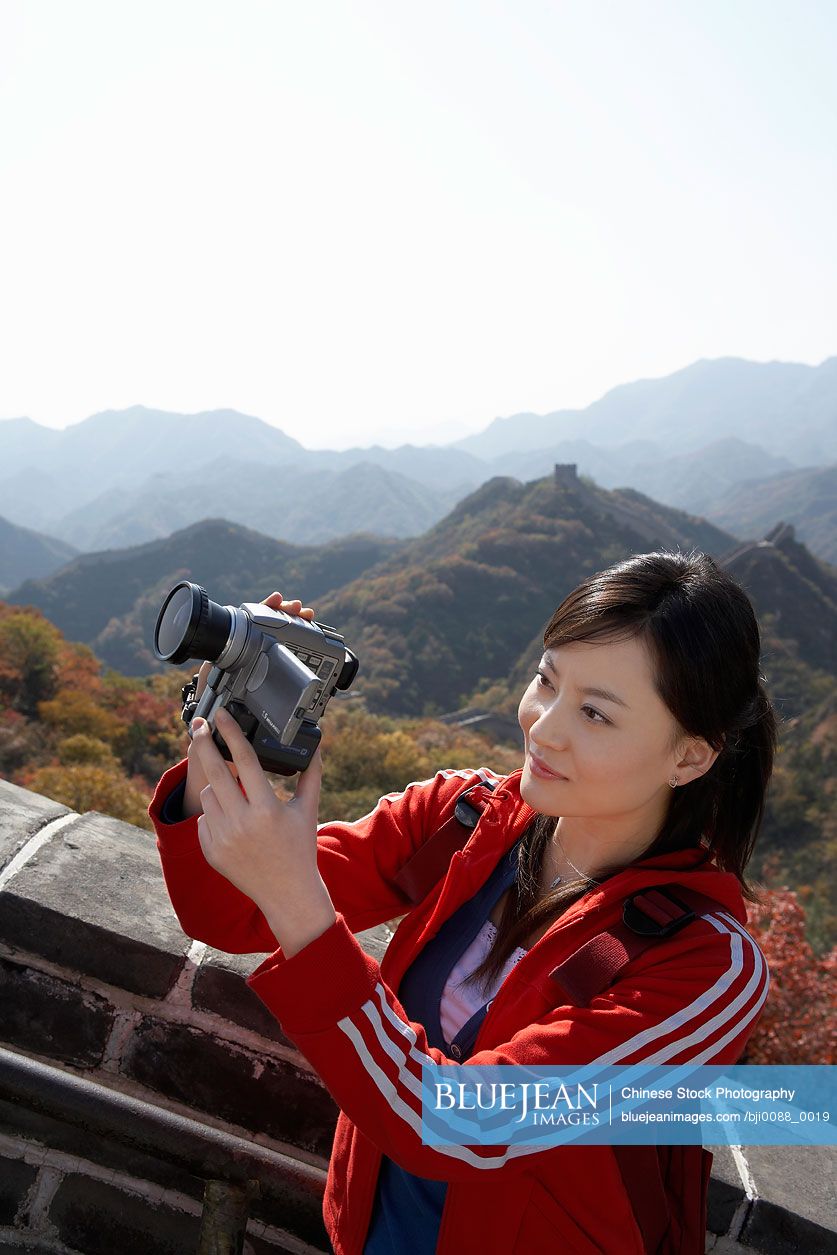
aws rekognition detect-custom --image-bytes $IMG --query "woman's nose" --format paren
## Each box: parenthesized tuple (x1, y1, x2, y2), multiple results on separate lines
(529, 702, 569, 751)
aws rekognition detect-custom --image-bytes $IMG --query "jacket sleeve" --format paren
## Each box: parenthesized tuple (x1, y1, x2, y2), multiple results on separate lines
(149, 757, 503, 952)
(245, 905, 770, 1182)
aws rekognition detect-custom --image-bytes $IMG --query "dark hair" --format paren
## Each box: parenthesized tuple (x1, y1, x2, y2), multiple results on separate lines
(465, 548, 778, 996)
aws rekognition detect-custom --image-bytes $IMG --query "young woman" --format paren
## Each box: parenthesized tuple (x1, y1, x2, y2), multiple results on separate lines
(149, 549, 776, 1254)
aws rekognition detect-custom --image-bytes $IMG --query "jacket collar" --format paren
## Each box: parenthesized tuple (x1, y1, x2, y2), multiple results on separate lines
(466, 768, 748, 925)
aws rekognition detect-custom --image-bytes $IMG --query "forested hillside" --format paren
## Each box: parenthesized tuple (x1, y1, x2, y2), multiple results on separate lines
(8, 520, 407, 675)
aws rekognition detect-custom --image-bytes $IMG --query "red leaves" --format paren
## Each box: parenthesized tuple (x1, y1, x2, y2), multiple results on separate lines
(744, 888, 836, 1064)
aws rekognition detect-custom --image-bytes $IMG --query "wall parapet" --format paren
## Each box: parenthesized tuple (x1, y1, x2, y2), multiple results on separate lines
(0, 778, 833, 1254)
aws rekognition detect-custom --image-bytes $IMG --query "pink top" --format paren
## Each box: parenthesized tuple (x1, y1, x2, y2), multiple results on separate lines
(439, 918, 529, 1045)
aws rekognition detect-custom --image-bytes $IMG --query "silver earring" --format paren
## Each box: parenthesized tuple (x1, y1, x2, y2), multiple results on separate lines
(669, 775, 678, 788)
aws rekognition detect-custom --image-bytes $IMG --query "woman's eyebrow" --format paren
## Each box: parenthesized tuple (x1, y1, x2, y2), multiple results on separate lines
(541, 653, 631, 709)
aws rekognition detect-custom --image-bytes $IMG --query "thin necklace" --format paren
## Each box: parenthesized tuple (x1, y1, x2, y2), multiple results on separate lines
(549, 828, 602, 889)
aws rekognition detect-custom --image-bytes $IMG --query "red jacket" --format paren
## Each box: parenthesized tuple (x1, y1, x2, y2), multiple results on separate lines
(149, 760, 769, 1255)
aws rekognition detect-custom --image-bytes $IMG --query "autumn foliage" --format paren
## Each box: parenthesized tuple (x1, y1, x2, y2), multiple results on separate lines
(0, 602, 185, 829)
(742, 875, 836, 1065)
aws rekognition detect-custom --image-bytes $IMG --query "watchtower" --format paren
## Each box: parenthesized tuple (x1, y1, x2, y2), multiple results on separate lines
(554, 463, 578, 487)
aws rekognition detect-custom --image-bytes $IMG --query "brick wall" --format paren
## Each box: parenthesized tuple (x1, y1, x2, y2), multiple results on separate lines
(0, 779, 833, 1254)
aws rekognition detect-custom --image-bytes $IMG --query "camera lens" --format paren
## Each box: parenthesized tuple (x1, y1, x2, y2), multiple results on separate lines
(154, 582, 233, 665)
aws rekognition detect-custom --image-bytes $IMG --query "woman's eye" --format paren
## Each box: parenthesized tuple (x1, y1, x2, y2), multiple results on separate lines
(534, 673, 609, 726)
(582, 705, 609, 725)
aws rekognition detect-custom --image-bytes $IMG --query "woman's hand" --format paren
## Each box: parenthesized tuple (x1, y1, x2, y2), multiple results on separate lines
(183, 592, 317, 818)
(190, 705, 335, 954)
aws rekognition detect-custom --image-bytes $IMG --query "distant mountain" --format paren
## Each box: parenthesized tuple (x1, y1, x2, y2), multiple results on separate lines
(700, 464, 837, 565)
(7, 520, 406, 675)
(0, 406, 303, 482)
(0, 407, 304, 534)
(295, 444, 484, 492)
(2, 356, 835, 560)
(51, 459, 468, 551)
(0, 406, 305, 533)
(0, 407, 484, 544)
(0, 416, 60, 464)
(483, 436, 793, 515)
(0, 516, 78, 593)
(454, 357, 837, 464)
(607, 438, 793, 515)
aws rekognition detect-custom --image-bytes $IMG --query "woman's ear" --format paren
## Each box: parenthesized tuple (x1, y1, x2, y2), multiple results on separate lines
(674, 734, 720, 785)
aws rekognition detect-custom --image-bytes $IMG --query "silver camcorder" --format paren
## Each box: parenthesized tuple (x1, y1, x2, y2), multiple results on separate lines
(153, 581, 358, 775)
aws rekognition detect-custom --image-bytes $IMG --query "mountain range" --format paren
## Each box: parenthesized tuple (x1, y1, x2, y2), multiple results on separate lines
(1, 356, 835, 564)
(0, 516, 78, 594)
(9, 464, 833, 728)
(452, 356, 837, 462)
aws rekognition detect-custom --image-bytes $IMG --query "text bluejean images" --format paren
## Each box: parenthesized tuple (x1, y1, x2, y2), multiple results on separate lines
(421, 1065, 835, 1147)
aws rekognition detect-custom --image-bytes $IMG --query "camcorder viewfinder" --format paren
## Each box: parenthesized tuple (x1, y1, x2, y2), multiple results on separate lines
(153, 581, 358, 775)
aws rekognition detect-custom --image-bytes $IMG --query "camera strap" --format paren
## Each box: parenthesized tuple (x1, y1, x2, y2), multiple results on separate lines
(392, 779, 498, 906)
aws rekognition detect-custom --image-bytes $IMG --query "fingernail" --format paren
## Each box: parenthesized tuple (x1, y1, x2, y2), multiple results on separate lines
(192, 717, 205, 731)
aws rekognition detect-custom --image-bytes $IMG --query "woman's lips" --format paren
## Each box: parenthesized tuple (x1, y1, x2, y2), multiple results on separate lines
(527, 750, 569, 780)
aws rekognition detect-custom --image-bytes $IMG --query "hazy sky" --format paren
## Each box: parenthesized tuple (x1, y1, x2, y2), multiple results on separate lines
(1, 1, 835, 449)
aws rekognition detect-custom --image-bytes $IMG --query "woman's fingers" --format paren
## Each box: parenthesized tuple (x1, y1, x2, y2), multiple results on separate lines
(262, 591, 316, 621)
(194, 659, 213, 700)
(284, 601, 316, 621)
(190, 719, 246, 809)
(199, 781, 223, 827)
(212, 707, 272, 801)
(290, 743, 323, 819)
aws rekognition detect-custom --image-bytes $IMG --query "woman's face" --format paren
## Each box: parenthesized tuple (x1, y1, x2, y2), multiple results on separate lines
(517, 634, 691, 821)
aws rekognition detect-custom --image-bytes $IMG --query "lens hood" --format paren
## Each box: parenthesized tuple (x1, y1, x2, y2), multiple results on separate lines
(154, 581, 232, 665)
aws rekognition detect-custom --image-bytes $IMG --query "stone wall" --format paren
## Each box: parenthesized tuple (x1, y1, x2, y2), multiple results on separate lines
(0, 778, 834, 1254)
